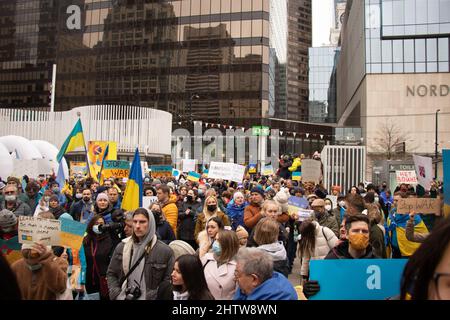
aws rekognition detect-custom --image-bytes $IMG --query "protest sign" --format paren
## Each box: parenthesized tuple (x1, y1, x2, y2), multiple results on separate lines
(262, 164, 274, 176)
(396, 171, 418, 184)
(70, 161, 88, 176)
(102, 160, 130, 179)
(297, 209, 314, 221)
(88, 141, 118, 178)
(301, 159, 321, 184)
(172, 168, 181, 179)
(292, 172, 302, 181)
(0, 236, 22, 265)
(141, 161, 149, 178)
(150, 165, 173, 178)
(60, 219, 87, 252)
(309, 259, 407, 300)
(18, 216, 61, 246)
(12, 159, 50, 178)
(288, 196, 310, 216)
(444, 150, 450, 218)
(143, 196, 158, 209)
(396, 198, 441, 215)
(187, 171, 201, 182)
(182, 159, 197, 173)
(208, 162, 246, 183)
(248, 164, 257, 174)
(413, 155, 433, 190)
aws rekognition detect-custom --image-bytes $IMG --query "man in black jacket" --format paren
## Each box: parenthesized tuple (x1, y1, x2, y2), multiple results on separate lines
(303, 214, 379, 298)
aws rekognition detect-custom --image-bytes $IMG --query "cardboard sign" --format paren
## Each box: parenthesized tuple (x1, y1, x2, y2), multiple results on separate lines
(0, 236, 22, 265)
(143, 196, 158, 209)
(208, 162, 246, 183)
(150, 165, 173, 178)
(396, 170, 418, 184)
(103, 160, 130, 179)
(288, 196, 310, 216)
(69, 161, 88, 176)
(60, 219, 87, 251)
(182, 159, 197, 173)
(309, 259, 407, 300)
(301, 159, 321, 184)
(396, 198, 441, 215)
(262, 164, 274, 176)
(18, 216, 61, 246)
(297, 209, 314, 221)
(413, 155, 433, 190)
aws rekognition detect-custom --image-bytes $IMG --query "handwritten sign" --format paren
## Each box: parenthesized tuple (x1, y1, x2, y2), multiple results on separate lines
(288, 196, 310, 216)
(396, 171, 418, 184)
(301, 159, 321, 184)
(143, 196, 158, 209)
(150, 165, 173, 178)
(182, 159, 197, 173)
(18, 216, 61, 246)
(396, 198, 441, 215)
(103, 160, 130, 179)
(298, 209, 314, 221)
(208, 162, 246, 183)
(262, 164, 274, 176)
(70, 161, 88, 176)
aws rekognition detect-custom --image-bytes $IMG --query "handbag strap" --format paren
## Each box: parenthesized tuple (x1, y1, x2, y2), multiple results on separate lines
(120, 243, 150, 287)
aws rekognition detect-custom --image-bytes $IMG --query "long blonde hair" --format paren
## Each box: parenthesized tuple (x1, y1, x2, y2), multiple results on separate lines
(202, 195, 222, 219)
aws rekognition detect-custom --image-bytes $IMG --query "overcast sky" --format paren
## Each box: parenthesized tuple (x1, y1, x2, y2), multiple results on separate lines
(312, 0, 334, 47)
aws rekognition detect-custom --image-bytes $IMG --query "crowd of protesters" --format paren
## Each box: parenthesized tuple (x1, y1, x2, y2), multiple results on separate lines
(0, 152, 449, 301)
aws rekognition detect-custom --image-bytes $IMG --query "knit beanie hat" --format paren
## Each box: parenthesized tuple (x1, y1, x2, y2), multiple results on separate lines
(169, 240, 196, 260)
(0, 209, 17, 230)
(96, 192, 109, 203)
(274, 191, 289, 213)
(49, 195, 59, 203)
(250, 187, 265, 198)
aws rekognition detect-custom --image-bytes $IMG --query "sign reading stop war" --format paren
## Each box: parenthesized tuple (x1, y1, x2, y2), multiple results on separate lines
(103, 160, 130, 179)
(396, 198, 441, 215)
(18, 216, 61, 246)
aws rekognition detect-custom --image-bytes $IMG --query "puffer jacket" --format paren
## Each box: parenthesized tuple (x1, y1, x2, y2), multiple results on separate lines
(161, 194, 179, 235)
(226, 200, 248, 230)
(297, 221, 338, 277)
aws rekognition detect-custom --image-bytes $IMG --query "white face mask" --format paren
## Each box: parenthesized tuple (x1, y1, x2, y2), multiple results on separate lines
(5, 195, 17, 202)
(325, 205, 332, 211)
(374, 197, 379, 203)
(339, 201, 346, 208)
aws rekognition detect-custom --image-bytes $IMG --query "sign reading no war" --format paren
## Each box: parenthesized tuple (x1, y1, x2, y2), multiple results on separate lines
(309, 259, 407, 300)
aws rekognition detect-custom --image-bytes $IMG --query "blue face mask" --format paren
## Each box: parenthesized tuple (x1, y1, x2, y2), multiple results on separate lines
(212, 241, 221, 256)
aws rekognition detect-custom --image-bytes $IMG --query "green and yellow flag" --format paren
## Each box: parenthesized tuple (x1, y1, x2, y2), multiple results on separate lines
(57, 119, 86, 163)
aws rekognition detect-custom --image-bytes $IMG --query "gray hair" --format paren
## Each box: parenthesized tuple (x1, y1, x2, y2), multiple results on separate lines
(3, 185, 18, 194)
(236, 247, 273, 283)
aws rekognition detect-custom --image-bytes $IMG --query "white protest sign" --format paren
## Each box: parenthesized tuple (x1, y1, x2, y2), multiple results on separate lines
(413, 155, 433, 190)
(298, 209, 314, 221)
(18, 216, 61, 246)
(182, 159, 197, 173)
(301, 159, 322, 184)
(396, 170, 418, 184)
(143, 196, 158, 209)
(208, 162, 246, 183)
(141, 161, 149, 178)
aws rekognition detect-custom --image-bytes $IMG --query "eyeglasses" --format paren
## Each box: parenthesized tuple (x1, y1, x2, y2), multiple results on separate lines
(433, 272, 450, 300)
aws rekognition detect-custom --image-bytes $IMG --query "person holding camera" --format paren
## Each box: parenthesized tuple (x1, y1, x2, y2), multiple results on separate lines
(82, 215, 116, 300)
(107, 208, 175, 300)
(178, 189, 202, 250)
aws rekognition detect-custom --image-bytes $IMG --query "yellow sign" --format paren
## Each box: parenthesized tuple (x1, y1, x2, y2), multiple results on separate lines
(69, 161, 87, 176)
(88, 141, 117, 179)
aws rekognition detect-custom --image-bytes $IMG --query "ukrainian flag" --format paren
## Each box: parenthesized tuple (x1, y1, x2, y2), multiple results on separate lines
(121, 148, 143, 211)
(187, 171, 201, 182)
(57, 119, 87, 162)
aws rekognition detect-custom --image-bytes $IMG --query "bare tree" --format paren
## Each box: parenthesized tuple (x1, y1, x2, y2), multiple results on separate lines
(372, 119, 410, 160)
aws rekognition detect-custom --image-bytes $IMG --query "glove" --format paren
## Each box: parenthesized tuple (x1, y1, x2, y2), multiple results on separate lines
(303, 280, 320, 298)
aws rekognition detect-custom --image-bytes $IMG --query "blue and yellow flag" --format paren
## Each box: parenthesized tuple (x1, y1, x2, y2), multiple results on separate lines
(57, 119, 87, 162)
(187, 171, 201, 182)
(121, 148, 143, 211)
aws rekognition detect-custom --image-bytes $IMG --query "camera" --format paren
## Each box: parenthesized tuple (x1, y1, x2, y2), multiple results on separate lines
(125, 281, 142, 300)
(98, 222, 124, 233)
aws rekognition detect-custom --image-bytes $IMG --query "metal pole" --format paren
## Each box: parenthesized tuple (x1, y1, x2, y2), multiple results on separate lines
(50, 64, 57, 112)
(435, 109, 440, 179)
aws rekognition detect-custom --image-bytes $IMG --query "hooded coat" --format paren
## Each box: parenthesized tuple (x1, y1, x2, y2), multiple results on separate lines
(233, 271, 297, 300)
(257, 242, 290, 277)
(161, 194, 179, 236)
(226, 200, 248, 230)
(107, 210, 175, 300)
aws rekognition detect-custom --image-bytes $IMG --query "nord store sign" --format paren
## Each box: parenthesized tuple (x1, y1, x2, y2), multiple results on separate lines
(407, 84, 449, 97)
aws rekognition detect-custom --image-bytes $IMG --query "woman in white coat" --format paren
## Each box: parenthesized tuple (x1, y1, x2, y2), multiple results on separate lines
(297, 219, 338, 284)
(201, 229, 239, 300)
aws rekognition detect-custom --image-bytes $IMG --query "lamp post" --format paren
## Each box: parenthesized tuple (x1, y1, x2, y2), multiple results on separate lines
(435, 109, 440, 179)
(187, 93, 200, 132)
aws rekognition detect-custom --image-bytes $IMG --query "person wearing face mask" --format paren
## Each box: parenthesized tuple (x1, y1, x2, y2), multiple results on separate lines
(48, 182, 67, 207)
(302, 214, 379, 299)
(149, 203, 175, 245)
(70, 188, 94, 223)
(11, 241, 68, 300)
(0, 185, 32, 217)
(178, 189, 202, 250)
(194, 196, 230, 241)
(82, 215, 115, 300)
(201, 230, 239, 300)
(311, 199, 339, 237)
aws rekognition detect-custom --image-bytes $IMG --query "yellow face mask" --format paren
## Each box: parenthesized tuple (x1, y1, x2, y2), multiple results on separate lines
(348, 233, 369, 250)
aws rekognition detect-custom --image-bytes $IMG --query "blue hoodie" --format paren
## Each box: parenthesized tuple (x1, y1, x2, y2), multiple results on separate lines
(226, 200, 248, 230)
(233, 272, 298, 300)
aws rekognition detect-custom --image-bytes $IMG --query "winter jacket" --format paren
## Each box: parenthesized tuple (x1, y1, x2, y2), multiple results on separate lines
(226, 201, 248, 230)
(70, 200, 94, 223)
(83, 233, 116, 299)
(233, 271, 297, 300)
(0, 200, 32, 217)
(314, 212, 339, 237)
(178, 200, 202, 241)
(201, 253, 237, 300)
(49, 206, 66, 219)
(156, 220, 176, 245)
(11, 251, 68, 300)
(370, 222, 387, 258)
(161, 194, 179, 235)
(297, 221, 338, 277)
(288, 157, 302, 172)
(325, 240, 379, 259)
(244, 203, 263, 230)
(25, 195, 39, 213)
(257, 242, 290, 278)
(107, 238, 175, 300)
(247, 221, 288, 247)
(194, 210, 230, 242)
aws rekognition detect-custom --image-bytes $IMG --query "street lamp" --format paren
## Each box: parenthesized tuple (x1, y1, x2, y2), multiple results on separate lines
(435, 109, 440, 179)
(188, 94, 200, 126)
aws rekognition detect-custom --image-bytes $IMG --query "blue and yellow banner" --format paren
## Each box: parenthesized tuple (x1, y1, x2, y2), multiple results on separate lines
(57, 119, 87, 162)
(187, 171, 201, 182)
(122, 148, 143, 211)
(292, 171, 302, 181)
(150, 165, 173, 179)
